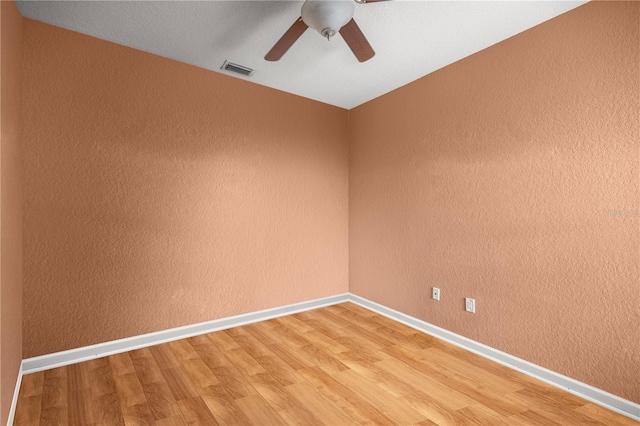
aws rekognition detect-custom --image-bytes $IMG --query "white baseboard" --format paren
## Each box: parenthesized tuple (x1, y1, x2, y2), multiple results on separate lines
(346, 293, 640, 422)
(7, 361, 23, 426)
(22, 293, 350, 375)
(18, 291, 639, 422)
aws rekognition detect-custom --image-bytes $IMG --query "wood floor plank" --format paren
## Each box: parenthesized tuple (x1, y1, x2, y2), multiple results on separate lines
(284, 381, 354, 425)
(274, 314, 315, 333)
(209, 365, 258, 400)
(265, 343, 312, 371)
(333, 350, 418, 397)
(141, 381, 182, 421)
(128, 348, 152, 360)
(296, 343, 350, 374)
(276, 408, 323, 426)
(223, 347, 267, 376)
(68, 362, 91, 391)
(182, 357, 220, 389)
(290, 313, 347, 341)
(177, 396, 219, 425)
(148, 344, 181, 370)
(420, 346, 525, 393)
(41, 373, 67, 410)
(507, 409, 565, 426)
(245, 320, 289, 345)
(160, 367, 199, 402)
(453, 404, 513, 425)
(338, 302, 379, 317)
(40, 405, 69, 426)
(343, 322, 397, 347)
(121, 403, 155, 426)
(297, 366, 399, 425)
(330, 305, 410, 335)
(19, 371, 45, 398)
(368, 313, 417, 335)
(331, 335, 390, 362)
(108, 353, 136, 377)
(252, 354, 304, 386)
(15, 303, 635, 426)
(243, 322, 284, 348)
(267, 321, 311, 348)
(268, 394, 323, 426)
(301, 329, 349, 354)
(409, 331, 466, 354)
(209, 330, 242, 352)
(113, 373, 146, 408)
(131, 353, 165, 386)
(225, 329, 273, 359)
(375, 357, 478, 411)
(234, 393, 286, 426)
(365, 322, 433, 351)
(399, 393, 458, 426)
(380, 343, 531, 417)
(245, 372, 296, 412)
(93, 392, 124, 425)
(89, 363, 118, 399)
(167, 339, 200, 362)
(187, 334, 231, 370)
(414, 419, 441, 426)
(14, 395, 43, 426)
(324, 304, 392, 334)
(333, 369, 428, 424)
(44, 367, 66, 379)
(200, 383, 253, 425)
(313, 306, 368, 330)
(67, 390, 93, 426)
(291, 309, 346, 337)
(506, 389, 607, 425)
(389, 346, 531, 417)
(439, 376, 528, 417)
(154, 414, 187, 426)
(250, 371, 351, 426)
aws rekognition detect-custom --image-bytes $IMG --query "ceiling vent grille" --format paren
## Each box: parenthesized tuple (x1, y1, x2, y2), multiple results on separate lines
(221, 60, 254, 77)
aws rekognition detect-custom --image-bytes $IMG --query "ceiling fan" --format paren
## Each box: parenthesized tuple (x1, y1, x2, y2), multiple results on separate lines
(265, 0, 386, 63)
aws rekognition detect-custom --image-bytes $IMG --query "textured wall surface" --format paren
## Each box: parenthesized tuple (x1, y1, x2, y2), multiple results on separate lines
(349, 1, 639, 403)
(0, 0, 23, 423)
(22, 20, 349, 358)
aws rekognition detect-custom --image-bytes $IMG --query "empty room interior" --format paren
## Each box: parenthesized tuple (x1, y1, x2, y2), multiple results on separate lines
(1, 0, 639, 424)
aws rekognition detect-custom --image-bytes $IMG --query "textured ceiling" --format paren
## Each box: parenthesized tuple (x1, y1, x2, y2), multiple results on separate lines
(16, 0, 587, 109)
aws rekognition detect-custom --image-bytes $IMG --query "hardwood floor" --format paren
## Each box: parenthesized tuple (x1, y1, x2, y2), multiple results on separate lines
(14, 303, 636, 425)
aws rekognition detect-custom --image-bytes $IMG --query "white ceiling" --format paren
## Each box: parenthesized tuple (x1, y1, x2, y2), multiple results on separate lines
(16, 0, 587, 110)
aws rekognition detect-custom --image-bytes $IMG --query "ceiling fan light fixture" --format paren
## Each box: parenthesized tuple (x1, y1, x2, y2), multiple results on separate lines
(301, 0, 355, 40)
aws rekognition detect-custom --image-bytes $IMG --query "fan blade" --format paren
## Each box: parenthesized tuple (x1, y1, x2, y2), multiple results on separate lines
(265, 18, 308, 61)
(339, 18, 375, 62)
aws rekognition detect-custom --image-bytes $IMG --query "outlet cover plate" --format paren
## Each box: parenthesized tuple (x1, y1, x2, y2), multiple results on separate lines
(465, 298, 476, 313)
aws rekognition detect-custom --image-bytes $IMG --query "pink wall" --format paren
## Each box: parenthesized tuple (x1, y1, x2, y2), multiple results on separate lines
(350, 1, 639, 403)
(0, 0, 23, 422)
(22, 20, 349, 358)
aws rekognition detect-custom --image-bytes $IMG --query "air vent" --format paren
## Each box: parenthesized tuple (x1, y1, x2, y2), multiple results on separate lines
(221, 60, 254, 77)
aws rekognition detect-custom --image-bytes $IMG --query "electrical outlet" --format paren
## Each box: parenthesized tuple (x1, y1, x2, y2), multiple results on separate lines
(432, 287, 440, 301)
(465, 298, 475, 313)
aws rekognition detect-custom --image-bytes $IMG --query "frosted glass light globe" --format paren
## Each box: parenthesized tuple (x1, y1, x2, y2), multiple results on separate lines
(301, 0, 355, 40)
